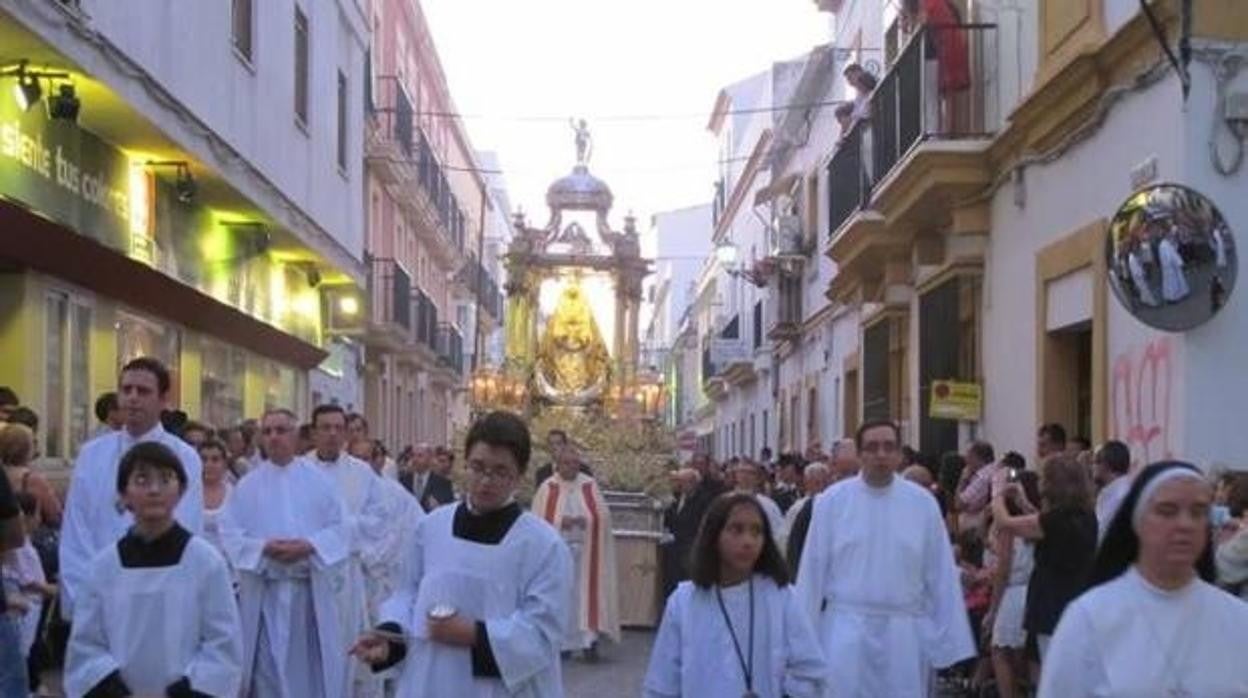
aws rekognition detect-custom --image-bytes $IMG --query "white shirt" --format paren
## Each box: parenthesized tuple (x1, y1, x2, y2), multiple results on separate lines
(59, 423, 204, 619)
(1039, 567, 1248, 697)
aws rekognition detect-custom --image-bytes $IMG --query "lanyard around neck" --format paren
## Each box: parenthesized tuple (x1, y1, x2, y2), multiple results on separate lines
(714, 577, 755, 695)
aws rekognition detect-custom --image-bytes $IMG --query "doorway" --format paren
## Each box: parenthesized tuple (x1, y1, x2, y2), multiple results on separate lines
(1043, 322, 1093, 443)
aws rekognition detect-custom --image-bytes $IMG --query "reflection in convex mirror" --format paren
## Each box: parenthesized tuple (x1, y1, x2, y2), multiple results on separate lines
(1106, 183, 1237, 332)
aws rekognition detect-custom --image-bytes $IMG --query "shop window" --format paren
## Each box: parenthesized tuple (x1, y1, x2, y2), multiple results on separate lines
(201, 338, 245, 430)
(117, 311, 181, 406)
(43, 292, 92, 459)
(263, 360, 298, 413)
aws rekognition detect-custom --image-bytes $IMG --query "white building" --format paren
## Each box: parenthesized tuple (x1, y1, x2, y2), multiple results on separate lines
(817, 0, 1248, 467)
(701, 59, 806, 460)
(0, 0, 368, 452)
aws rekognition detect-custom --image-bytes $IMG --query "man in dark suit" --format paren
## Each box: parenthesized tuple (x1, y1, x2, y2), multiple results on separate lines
(660, 453, 727, 597)
(399, 442, 455, 512)
(531, 429, 593, 486)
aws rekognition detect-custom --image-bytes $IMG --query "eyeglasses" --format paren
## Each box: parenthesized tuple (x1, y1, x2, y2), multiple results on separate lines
(261, 426, 292, 435)
(467, 462, 517, 483)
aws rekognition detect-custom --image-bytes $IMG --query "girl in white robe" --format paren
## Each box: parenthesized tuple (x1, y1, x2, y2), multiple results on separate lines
(65, 441, 243, 698)
(644, 492, 827, 698)
(1039, 461, 1248, 697)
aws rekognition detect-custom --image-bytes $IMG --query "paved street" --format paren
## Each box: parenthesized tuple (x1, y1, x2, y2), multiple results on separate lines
(562, 630, 656, 698)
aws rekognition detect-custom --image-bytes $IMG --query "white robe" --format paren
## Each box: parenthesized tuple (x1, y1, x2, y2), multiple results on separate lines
(1039, 567, 1248, 697)
(795, 476, 975, 697)
(314, 451, 391, 698)
(643, 576, 827, 698)
(379, 503, 573, 697)
(65, 536, 243, 697)
(532, 473, 621, 652)
(221, 458, 350, 698)
(1159, 237, 1190, 302)
(59, 424, 204, 620)
(1128, 251, 1160, 307)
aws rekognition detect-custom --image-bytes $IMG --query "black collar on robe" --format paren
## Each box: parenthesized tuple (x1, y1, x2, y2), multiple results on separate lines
(117, 523, 192, 568)
(453, 501, 522, 545)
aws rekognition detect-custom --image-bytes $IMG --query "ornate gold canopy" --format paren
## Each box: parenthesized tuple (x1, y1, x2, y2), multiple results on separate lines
(472, 122, 661, 420)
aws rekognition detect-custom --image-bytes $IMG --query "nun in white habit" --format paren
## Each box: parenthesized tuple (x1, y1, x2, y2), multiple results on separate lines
(1039, 461, 1248, 698)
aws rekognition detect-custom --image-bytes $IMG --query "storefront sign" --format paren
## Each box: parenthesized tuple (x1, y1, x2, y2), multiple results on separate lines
(0, 98, 135, 252)
(930, 380, 982, 421)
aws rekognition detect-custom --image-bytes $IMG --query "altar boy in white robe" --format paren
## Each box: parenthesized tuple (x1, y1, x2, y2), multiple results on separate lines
(796, 419, 974, 697)
(532, 442, 620, 658)
(222, 408, 350, 698)
(65, 441, 242, 697)
(309, 403, 390, 698)
(351, 410, 573, 697)
(59, 357, 204, 621)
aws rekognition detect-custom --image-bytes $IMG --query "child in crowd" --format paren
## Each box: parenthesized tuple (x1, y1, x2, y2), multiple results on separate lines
(65, 442, 243, 697)
(643, 492, 827, 697)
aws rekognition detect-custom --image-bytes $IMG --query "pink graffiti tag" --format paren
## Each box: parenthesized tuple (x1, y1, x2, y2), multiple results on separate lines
(1110, 338, 1174, 468)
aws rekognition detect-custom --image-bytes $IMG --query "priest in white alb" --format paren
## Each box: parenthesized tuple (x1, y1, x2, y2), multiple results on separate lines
(351, 410, 573, 697)
(532, 442, 620, 658)
(796, 419, 974, 697)
(221, 408, 350, 698)
(59, 357, 204, 621)
(309, 403, 391, 698)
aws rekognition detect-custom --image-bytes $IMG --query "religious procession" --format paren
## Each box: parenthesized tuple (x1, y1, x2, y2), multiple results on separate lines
(3, 0, 1248, 697)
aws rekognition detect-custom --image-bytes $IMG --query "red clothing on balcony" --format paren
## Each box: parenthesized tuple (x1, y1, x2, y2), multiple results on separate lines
(923, 0, 971, 93)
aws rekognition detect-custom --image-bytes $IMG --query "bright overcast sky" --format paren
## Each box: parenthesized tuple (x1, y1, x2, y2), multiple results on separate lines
(421, 0, 830, 231)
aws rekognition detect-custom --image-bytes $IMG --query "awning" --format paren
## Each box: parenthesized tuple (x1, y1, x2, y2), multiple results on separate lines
(0, 199, 329, 370)
(753, 173, 801, 207)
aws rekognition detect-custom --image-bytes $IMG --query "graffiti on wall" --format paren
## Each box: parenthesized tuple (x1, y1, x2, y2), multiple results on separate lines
(1110, 337, 1175, 468)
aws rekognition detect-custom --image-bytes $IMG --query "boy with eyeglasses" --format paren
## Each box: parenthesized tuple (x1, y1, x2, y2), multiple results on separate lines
(65, 441, 242, 697)
(351, 411, 573, 697)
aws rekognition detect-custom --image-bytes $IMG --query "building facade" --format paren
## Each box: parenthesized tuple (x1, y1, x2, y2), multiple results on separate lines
(642, 203, 713, 435)
(0, 0, 368, 460)
(360, 0, 502, 449)
(698, 61, 807, 461)
(818, 0, 1248, 467)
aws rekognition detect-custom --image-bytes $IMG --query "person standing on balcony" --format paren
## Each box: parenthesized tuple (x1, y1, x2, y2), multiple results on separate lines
(918, 0, 971, 133)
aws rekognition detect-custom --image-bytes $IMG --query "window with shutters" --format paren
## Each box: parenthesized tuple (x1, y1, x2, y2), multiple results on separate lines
(294, 8, 309, 127)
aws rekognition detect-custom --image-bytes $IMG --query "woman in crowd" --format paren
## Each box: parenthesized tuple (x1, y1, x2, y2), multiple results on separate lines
(644, 492, 826, 697)
(1214, 471, 1248, 600)
(197, 439, 234, 569)
(0, 424, 62, 528)
(991, 454, 1097, 661)
(1039, 461, 1248, 696)
(984, 468, 1038, 698)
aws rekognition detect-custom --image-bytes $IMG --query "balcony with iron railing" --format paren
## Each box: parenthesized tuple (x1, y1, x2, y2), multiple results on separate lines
(826, 23, 998, 261)
(412, 286, 439, 353)
(413, 131, 470, 265)
(454, 255, 504, 325)
(365, 76, 416, 187)
(436, 322, 465, 377)
(364, 256, 413, 352)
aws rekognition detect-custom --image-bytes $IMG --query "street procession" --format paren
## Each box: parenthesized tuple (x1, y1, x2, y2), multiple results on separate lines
(2, 0, 1248, 696)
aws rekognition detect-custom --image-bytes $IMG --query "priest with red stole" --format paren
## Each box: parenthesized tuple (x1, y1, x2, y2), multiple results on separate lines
(532, 442, 620, 659)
